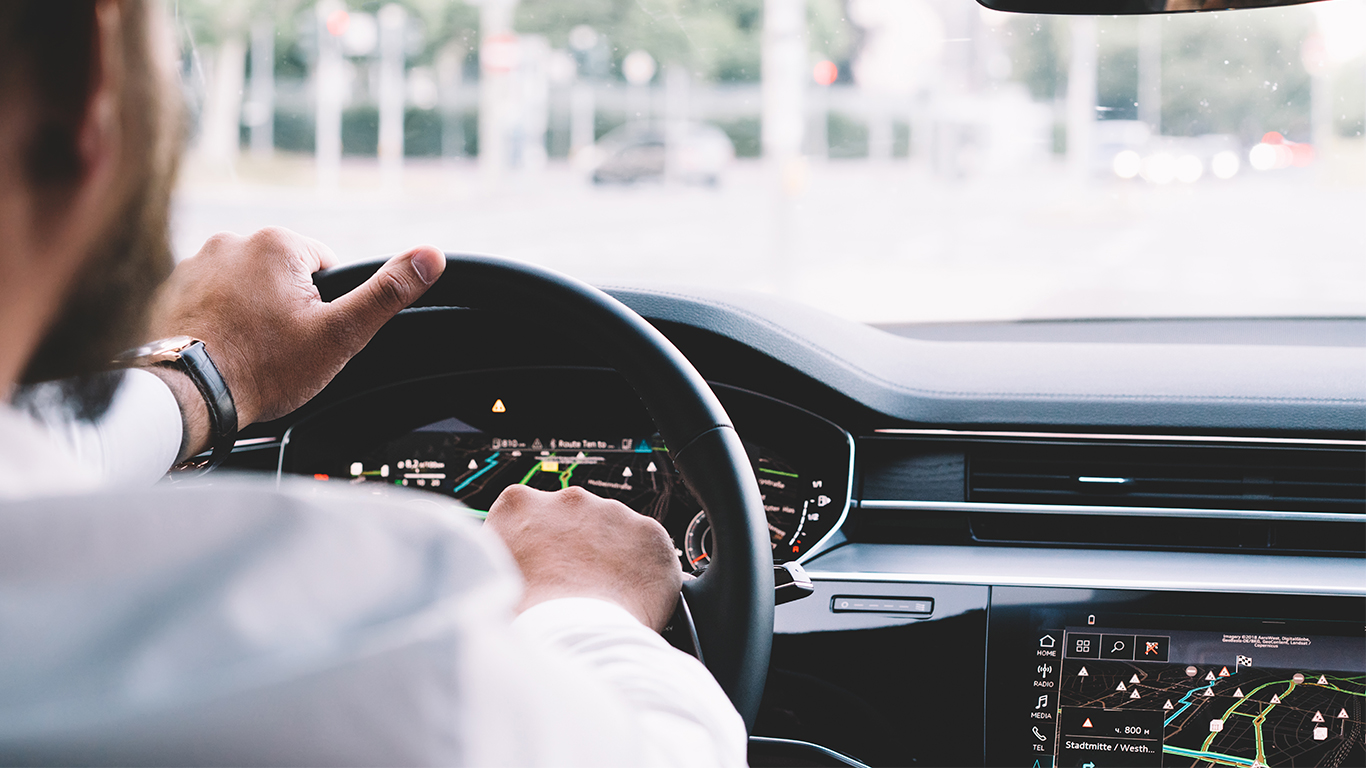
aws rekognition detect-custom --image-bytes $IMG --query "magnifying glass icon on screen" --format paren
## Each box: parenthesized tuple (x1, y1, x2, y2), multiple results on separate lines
(1111, 640, 1125, 653)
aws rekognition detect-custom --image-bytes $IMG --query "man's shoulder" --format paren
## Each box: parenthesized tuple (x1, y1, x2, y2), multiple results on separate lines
(0, 475, 519, 762)
(0, 473, 513, 604)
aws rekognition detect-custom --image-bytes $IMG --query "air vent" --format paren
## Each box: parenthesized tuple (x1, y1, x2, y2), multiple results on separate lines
(969, 443, 1365, 514)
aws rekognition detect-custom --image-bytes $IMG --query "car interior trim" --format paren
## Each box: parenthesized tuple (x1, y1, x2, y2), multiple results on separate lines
(857, 499, 1366, 524)
(872, 427, 1366, 447)
(801, 543, 1366, 596)
(794, 426, 856, 565)
(747, 736, 873, 768)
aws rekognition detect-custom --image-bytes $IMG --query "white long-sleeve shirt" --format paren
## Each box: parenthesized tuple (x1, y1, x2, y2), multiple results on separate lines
(0, 373, 747, 766)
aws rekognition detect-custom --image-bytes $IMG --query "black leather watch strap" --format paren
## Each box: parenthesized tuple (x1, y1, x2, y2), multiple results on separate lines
(171, 342, 238, 471)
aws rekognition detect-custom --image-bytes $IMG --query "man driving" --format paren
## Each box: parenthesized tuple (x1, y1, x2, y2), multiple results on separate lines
(0, 1, 746, 764)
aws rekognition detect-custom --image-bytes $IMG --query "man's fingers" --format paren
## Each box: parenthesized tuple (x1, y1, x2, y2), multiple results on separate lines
(328, 246, 445, 338)
(311, 239, 342, 271)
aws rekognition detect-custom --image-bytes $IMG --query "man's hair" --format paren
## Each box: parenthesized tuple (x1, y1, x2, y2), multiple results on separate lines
(1, 0, 182, 419)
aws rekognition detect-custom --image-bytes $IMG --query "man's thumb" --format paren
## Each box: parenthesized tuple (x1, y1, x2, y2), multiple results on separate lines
(331, 246, 446, 334)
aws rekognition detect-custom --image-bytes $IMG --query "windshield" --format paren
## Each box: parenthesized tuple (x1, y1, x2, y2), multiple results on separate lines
(172, 0, 1366, 323)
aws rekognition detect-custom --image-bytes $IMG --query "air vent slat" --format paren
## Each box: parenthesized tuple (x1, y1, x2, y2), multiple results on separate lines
(968, 443, 1366, 515)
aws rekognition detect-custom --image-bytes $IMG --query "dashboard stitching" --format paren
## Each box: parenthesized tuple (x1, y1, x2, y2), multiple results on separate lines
(598, 287, 1366, 407)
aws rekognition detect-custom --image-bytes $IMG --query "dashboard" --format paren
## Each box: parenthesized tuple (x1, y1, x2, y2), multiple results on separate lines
(229, 290, 1366, 768)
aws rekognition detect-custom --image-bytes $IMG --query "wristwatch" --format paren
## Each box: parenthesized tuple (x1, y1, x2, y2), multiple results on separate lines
(112, 335, 238, 471)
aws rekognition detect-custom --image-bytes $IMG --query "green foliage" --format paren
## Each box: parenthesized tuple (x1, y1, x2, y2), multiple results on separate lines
(1160, 9, 1312, 141)
(512, 0, 846, 83)
(1097, 18, 1138, 121)
(1004, 15, 1065, 102)
(826, 111, 866, 158)
(711, 116, 760, 156)
(273, 107, 315, 152)
(1007, 9, 1318, 143)
(514, 0, 763, 81)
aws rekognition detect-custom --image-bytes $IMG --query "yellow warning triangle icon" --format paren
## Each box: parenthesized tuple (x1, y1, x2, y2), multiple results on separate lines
(491, 399, 507, 413)
(1082, 718, 1094, 728)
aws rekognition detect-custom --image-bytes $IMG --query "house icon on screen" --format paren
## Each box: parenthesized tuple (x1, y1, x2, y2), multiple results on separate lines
(1039, 634, 1056, 648)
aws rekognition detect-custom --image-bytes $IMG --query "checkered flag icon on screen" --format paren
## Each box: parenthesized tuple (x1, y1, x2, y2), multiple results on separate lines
(1237, 655, 1253, 667)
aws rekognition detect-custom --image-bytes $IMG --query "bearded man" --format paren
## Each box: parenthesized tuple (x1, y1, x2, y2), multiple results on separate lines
(0, 1, 744, 764)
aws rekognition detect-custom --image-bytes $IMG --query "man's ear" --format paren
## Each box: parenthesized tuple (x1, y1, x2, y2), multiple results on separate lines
(73, 0, 126, 196)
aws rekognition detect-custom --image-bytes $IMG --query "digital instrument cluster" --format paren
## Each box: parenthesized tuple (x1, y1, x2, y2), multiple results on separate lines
(282, 369, 852, 568)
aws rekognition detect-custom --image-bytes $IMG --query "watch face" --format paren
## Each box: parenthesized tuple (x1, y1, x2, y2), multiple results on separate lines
(112, 335, 199, 367)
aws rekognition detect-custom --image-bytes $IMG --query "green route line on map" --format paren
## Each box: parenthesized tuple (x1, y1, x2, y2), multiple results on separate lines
(1171, 672, 1363, 768)
(1196, 675, 1289, 759)
(517, 459, 547, 486)
(1163, 745, 1255, 767)
(451, 452, 502, 495)
(1252, 682, 1295, 765)
(1318, 675, 1366, 697)
(758, 467, 799, 478)
(559, 463, 579, 489)
(464, 508, 489, 520)
(1166, 679, 1221, 726)
(514, 456, 581, 489)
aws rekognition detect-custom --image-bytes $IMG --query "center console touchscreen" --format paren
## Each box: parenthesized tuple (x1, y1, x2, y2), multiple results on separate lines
(986, 587, 1365, 768)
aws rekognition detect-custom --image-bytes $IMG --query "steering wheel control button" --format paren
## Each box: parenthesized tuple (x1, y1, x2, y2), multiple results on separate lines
(830, 596, 933, 615)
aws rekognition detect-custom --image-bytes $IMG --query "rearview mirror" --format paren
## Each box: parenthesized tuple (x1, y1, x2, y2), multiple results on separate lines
(976, 0, 1327, 15)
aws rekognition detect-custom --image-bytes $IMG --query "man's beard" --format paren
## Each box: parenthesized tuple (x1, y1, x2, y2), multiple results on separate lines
(15, 170, 175, 421)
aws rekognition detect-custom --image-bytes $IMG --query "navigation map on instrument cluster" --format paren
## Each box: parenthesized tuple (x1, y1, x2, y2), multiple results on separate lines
(337, 421, 682, 521)
(1056, 627, 1364, 767)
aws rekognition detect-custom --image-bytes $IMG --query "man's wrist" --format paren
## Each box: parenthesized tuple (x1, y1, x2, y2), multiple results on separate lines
(145, 366, 211, 462)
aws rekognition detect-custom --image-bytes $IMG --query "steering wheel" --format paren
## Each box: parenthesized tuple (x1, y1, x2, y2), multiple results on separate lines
(314, 253, 774, 729)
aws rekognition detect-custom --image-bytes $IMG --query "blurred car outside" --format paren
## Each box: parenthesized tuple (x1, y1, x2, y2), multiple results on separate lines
(1095, 120, 1245, 183)
(583, 121, 736, 186)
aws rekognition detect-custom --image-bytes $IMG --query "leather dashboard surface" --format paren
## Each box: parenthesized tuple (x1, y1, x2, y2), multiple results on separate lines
(603, 285, 1366, 434)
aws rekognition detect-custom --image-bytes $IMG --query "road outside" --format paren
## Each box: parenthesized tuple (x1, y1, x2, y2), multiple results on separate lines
(172, 153, 1366, 324)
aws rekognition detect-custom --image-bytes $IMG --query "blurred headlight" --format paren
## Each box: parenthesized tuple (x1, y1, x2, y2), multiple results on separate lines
(1113, 150, 1142, 179)
(1141, 152, 1176, 185)
(1175, 155, 1203, 184)
(1211, 151, 1240, 179)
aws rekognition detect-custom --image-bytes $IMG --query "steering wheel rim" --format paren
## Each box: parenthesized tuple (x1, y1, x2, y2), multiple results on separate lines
(314, 253, 773, 729)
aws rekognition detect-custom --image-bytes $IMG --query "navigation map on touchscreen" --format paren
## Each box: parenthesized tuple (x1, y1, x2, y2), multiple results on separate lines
(1055, 628, 1364, 767)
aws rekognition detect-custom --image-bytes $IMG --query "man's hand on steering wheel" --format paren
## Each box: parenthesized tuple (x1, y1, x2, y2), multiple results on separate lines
(485, 485, 686, 633)
(145, 227, 445, 456)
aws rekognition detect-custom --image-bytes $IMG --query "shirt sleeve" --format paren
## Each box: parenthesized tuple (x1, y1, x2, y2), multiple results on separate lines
(22, 369, 183, 485)
(504, 597, 749, 767)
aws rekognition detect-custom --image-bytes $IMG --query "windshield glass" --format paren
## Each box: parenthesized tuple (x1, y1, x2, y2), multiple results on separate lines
(172, 0, 1366, 323)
